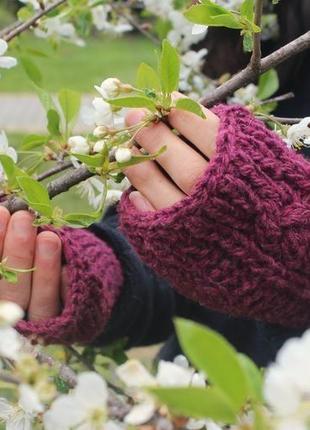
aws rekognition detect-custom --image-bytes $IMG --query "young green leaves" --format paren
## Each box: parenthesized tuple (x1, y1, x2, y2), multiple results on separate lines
(184, 0, 260, 53)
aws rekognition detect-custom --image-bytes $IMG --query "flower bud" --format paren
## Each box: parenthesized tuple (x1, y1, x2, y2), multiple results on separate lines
(93, 126, 108, 138)
(95, 78, 122, 99)
(115, 147, 132, 163)
(0, 301, 24, 327)
(68, 136, 90, 155)
(93, 140, 106, 153)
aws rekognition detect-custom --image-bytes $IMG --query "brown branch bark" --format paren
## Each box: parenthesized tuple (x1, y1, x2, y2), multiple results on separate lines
(249, 0, 264, 73)
(2, 0, 67, 42)
(36, 161, 73, 182)
(201, 30, 310, 107)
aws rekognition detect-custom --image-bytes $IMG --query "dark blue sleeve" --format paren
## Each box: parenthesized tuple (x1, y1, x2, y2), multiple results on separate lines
(89, 206, 304, 367)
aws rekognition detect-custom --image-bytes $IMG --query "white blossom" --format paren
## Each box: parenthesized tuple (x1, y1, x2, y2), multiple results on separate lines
(286, 117, 310, 149)
(82, 98, 114, 128)
(90, 4, 132, 34)
(228, 83, 258, 105)
(68, 136, 90, 155)
(44, 372, 108, 430)
(0, 39, 17, 70)
(95, 78, 121, 99)
(0, 327, 22, 360)
(0, 384, 43, 430)
(34, 17, 85, 47)
(0, 301, 24, 327)
(93, 139, 107, 153)
(77, 177, 105, 210)
(19, 0, 50, 9)
(192, 24, 208, 36)
(115, 148, 132, 163)
(264, 330, 310, 428)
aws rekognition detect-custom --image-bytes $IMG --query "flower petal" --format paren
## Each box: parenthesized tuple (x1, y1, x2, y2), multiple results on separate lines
(0, 57, 17, 69)
(0, 39, 8, 56)
(75, 372, 108, 408)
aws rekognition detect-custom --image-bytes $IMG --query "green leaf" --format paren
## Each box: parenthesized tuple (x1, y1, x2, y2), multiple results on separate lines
(33, 84, 55, 113)
(21, 135, 47, 150)
(257, 69, 279, 100)
(108, 96, 156, 111)
(0, 155, 15, 184)
(2, 270, 18, 284)
(47, 109, 61, 136)
(184, 4, 242, 29)
(175, 98, 206, 118)
(175, 319, 248, 411)
(238, 354, 263, 402)
(151, 387, 236, 423)
(71, 153, 104, 168)
(17, 176, 53, 217)
(58, 89, 81, 125)
(240, 0, 254, 20)
(243, 32, 254, 52)
(20, 56, 43, 87)
(137, 63, 161, 91)
(159, 40, 180, 94)
(64, 211, 102, 228)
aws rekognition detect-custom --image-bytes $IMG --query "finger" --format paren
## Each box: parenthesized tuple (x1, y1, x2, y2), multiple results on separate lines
(129, 191, 155, 212)
(168, 92, 220, 159)
(0, 211, 36, 309)
(28, 231, 62, 321)
(0, 207, 10, 258)
(125, 152, 185, 210)
(126, 109, 208, 195)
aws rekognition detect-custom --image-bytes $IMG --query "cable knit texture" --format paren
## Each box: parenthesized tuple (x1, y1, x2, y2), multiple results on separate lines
(119, 104, 310, 328)
(17, 228, 123, 344)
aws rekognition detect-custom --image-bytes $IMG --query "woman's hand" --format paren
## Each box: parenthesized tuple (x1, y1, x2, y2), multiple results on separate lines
(0, 208, 66, 321)
(124, 94, 219, 211)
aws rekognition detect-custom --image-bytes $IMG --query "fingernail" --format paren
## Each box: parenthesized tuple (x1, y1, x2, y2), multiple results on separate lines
(129, 191, 154, 212)
(12, 214, 33, 239)
(38, 240, 59, 259)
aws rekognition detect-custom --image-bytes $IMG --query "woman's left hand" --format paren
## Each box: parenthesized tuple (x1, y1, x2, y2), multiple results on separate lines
(124, 93, 220, 211)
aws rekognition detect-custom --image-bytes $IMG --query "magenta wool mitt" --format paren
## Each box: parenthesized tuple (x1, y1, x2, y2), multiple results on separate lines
(119, 104, 310, 329)
(17, 228, 123, 344)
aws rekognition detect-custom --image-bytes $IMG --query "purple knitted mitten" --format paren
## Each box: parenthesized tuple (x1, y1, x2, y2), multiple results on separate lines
(17, 228, 123, 344)
(120, 105, 310, 328)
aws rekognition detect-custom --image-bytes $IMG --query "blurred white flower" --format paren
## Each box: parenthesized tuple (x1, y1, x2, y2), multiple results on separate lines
(90, 3, 132, 34)
(0, 131, 17, 163)
(182, 49, 208, 71)
(68, 136, 90, 155)
(95, 78, 121, 99)
(82, 98, 114, 128)
(0, 327, 22, 360)
(0, 301, 24, 327)
(0, 39, 17, 70)
(77, 177, 105, 210)
(34, 17, 85, 47)
(192, 24, 208, 36)
(264, 330, 310, 428)
(44, 372, 108, 430)
(0, 384, 43, 430)
(117, 359, 206, 426)
(115, 148, 132, 163)
(19, 0, 50, 9)
(228, 83, 258, 105)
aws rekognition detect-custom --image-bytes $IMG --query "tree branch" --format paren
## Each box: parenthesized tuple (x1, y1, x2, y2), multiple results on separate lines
(36, 160, 73, 182)
(2, 0, 67, 43)
(249, 0, 264, 73)
(201, 30, 310, 107)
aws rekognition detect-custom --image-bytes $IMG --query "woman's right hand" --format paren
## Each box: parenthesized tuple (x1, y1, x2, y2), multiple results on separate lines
(0, 207, 67, 321)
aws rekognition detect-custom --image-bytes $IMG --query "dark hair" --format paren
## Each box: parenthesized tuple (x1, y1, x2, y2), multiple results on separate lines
(199, 0, 310, 116)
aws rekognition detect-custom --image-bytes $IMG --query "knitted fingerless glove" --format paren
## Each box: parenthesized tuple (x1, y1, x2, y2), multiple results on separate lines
(119, 104, 310, 329)
(17, 228, 123, 344)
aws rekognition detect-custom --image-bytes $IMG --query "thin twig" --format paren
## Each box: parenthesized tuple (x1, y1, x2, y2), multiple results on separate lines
(250, 0, 264, 73)
(257, 115, 302, 125)
(110, 2, 160, 45)
(36, 161, 73, 182)
(0, 372, 20, 385)
(258, 92, 295, 106)
(201, 30, 310, 107)
(0, 20, 22, 39)
(2, 0, 67, 42)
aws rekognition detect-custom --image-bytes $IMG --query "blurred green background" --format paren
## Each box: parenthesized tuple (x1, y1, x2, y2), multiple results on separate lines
(0, 3, 155, 212)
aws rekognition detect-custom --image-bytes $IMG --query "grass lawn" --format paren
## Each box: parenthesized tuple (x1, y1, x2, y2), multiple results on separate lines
(0, 33, 156, 93)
